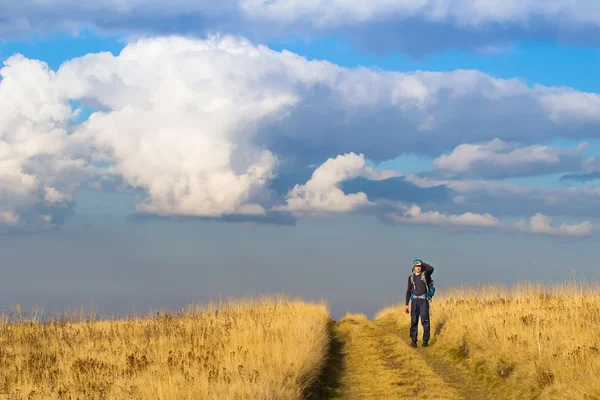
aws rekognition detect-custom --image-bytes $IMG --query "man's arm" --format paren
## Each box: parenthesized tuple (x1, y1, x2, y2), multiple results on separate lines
(405, 275, 412, 306)
(422, 262, 434, 277)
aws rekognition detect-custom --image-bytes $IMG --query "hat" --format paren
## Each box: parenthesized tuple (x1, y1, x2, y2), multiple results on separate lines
(413, 259, 423, 266)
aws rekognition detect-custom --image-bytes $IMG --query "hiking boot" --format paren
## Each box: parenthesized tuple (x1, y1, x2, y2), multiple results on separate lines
(422, 341, 429, 348)
(410, 340, 417, 348)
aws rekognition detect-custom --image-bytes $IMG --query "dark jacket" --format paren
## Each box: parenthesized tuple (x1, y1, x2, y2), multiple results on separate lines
(405, 262, 434, 305)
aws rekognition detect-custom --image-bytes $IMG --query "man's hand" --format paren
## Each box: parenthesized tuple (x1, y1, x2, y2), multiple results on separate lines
(404, 305, 409, 314)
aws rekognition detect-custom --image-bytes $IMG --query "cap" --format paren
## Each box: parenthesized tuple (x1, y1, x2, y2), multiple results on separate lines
(413, 259, 423, 266)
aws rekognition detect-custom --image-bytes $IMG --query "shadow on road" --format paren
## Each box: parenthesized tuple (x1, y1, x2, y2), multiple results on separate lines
(304, 320, 344, 400)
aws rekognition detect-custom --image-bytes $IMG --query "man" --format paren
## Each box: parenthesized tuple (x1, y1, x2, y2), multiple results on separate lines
(404, 259, 434, 348)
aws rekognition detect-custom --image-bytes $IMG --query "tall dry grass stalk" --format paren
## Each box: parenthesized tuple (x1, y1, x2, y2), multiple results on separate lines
(382, 280, 600, 400)
(0, 295, 330, 400)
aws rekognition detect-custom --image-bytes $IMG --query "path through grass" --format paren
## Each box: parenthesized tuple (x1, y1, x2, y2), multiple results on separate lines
(314, 313, 464, 400)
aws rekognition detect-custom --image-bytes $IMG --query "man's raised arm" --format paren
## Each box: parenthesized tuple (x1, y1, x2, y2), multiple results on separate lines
(422, 262, 434, 277)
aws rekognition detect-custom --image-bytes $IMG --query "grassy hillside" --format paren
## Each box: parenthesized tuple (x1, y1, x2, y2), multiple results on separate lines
(0, 295, 330, 400)
(378, 281, 600, 400)
(4, 282, 600, 399)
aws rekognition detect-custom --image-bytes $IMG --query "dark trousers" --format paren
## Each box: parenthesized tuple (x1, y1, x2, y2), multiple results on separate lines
(410, 298, 430, 342)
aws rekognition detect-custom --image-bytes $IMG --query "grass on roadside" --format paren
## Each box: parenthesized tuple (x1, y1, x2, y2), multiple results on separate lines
(379, 281, 600, 400)
(0, 295, 330, 400)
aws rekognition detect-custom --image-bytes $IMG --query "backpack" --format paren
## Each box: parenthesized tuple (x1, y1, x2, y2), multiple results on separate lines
(410, 272, 435, 300)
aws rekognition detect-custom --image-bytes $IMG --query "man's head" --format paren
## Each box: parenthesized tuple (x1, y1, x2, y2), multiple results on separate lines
(413, 259, 423, 274)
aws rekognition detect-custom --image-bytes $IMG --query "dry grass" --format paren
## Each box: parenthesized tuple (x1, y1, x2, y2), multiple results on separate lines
(329, 313, 462, 400)
(379, 280, 600, 400)
(0, 295, 330, 400)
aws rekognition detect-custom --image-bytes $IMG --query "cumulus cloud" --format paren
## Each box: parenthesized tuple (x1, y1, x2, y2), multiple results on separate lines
(514, 213, 593, 237)
(406, 175, 600, 220)
(6, 35, 600, 163)
(387, 204, 592, 237)
(1, 34, 599, 235)
(57, 36, 301, 218)
(42, 35, 592, 218)
(430, 138, 596, 179)
(389, 204, 501, 227)
(538, 89, 600, 123)
(0, 54, 93, 232)
(260, 69, 600, 164)
(2, 1, 600, 55)
(0, 211, 19, 226)
(240, 0, 600, 28)
(278, 152, 399, 216)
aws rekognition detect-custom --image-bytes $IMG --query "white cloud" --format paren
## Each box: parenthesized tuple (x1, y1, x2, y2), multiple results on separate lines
(0, 211, 19, 226)
(58, 36, 301, 218)
(514, 213, 593, 237)
(539, 89, 600, 123)
(1, 34, 599, 233)
(387, 204, 592, 237)
(431, 138, 594, 179)
(390, 204, 501, 227)
(406, 174, 600, 220)
(279, 152, 399, 216)
(2, 1, 600, 54)
(240, 0, 600, 27)
(0, 54, 91, 231)
(260, 68, 600, 164)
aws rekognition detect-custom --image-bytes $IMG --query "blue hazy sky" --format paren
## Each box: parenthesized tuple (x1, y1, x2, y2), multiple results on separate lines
(1, 5, 599, 320)
(2, 194, 596, 320)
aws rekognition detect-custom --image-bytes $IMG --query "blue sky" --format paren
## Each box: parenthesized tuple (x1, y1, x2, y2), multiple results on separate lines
(1, 2, 599, 319)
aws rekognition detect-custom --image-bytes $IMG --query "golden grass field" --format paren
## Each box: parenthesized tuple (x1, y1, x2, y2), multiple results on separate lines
(0, 295, 330, 400)
(2, 281, 600, 400)
(379, 280, 600, 400)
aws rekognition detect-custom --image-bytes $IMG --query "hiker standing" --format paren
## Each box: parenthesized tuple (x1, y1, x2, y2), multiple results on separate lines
(404, 259, 434, 348)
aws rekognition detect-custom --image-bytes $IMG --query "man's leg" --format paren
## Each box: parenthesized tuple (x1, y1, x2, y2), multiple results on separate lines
(409, 300, 419, 346)
(420, 299, 431, 346)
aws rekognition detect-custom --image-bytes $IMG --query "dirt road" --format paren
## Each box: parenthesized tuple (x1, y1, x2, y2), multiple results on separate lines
(308, 314, 499, 400)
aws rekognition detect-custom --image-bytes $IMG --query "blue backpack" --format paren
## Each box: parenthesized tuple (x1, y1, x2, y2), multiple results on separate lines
(410, 272, 435, 300)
